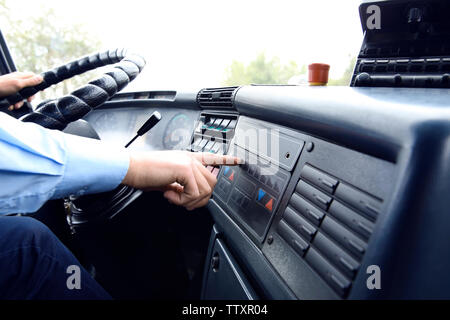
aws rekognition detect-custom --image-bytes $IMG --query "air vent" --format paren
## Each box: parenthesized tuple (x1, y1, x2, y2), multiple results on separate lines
(276, 164, 382, 298)
(197, 86, 240, 109)
(352, 1, 450, 88)
(111, 91, 176, 101)
(352, 57, 450, 88)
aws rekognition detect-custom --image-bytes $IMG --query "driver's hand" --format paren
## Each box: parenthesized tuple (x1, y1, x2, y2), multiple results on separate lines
(0, 72, 43, 110)
(122, 150, 242, 211)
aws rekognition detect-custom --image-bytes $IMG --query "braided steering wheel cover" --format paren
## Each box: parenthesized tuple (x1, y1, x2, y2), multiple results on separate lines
(4, 48, 145, 130)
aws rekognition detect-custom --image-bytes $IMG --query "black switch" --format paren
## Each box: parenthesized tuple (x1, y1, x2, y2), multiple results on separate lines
(227, 119, 237, 129)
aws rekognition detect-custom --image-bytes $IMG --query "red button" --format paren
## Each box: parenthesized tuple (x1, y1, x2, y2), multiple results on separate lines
(229, 171, 235, 181)
(265, 198, 273, 211)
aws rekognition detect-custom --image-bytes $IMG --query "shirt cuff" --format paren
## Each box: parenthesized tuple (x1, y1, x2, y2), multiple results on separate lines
(52, 133, 130, 199)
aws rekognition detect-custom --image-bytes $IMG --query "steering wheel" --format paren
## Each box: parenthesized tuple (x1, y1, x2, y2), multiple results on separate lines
(0, 48, 145, 129)
(0, 48, 146, 229)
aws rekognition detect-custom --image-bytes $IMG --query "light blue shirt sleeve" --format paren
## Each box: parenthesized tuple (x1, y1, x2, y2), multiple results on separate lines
(0, 111, 130, 215)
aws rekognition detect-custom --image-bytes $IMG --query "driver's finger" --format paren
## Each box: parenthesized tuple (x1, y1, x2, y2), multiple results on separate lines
(186, 194, 211, 211)
(18, 75, 43, 89)
(27, 95, 36, 102)
(192, 152, 242, 166)
(184, 160, 214, 209)
(144, 182, 184, 193)
(14, 72, 36, 79)
(163, 164, 199, 206)
(14, 101, 24, 109)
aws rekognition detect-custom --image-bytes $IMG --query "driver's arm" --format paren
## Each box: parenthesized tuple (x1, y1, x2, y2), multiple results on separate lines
(0, 73, 240, 215)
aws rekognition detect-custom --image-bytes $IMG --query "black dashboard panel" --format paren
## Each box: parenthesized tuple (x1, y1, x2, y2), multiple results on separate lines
(213, 116, 304, 244)
(263, 130, 395, 299)
(83, 85, 450, 299)
(208, 85, 450, 299)
(210, 113, 396, 299)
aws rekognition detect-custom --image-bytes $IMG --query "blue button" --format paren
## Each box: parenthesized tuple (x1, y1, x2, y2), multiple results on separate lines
(223, 167, 230, 176)
(257, 188, 266, 201)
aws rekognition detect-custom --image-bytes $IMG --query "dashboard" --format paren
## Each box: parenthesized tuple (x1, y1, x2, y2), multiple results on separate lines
(83, 84, 450, 300)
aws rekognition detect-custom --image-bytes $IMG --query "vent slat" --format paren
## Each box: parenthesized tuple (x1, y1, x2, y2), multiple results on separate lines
(197, 86, 239, 109)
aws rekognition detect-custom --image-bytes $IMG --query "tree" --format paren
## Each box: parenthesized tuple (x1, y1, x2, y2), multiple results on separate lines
(222, 52, 305, 86)
(0, 0, 102, 101)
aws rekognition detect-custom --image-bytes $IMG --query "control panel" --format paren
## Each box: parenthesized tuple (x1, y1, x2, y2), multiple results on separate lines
(276, 164, 381, 297)
(190, 113, 238, 154)
(215, 147, 290, 241)
(190, 112, 238, 177)
(213, 116, 305, 243)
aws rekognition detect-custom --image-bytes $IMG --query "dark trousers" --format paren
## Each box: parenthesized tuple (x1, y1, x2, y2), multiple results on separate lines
(0, 216, 111, 299)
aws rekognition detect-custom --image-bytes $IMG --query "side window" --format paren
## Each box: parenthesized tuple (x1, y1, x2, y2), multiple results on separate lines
(0, 2, 102, 104)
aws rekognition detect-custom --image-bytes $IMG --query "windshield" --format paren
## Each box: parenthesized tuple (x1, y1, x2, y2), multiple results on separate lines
(0, 0, 362, 101)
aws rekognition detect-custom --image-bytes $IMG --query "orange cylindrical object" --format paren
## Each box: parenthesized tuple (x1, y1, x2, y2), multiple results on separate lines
(308, 63, 330, 86)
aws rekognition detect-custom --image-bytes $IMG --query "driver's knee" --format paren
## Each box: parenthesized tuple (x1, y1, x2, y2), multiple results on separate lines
(0, 216, 111, 299)
(0, 216, 58, 252)
(0, 216, 64, 298)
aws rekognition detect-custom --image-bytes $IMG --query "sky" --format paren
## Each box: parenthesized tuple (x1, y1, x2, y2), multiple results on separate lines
(3, 0, 363, 91)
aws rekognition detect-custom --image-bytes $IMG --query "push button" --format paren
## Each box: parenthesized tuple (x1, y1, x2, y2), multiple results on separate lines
(256, 188, 275, 212)
(210, 118, 223, 129)
(205, 117, 215, 127)
(227, 119, 237, 129)
(305, 248, 351, 297)
(328, 201, 374, 239)
(257, 188, 266, 201)
(265, 198, 274, 211)
(321, 216, 367, 258)
(283, 206, 317, 241)
(222, 119, 237, 132)
(241, 196, 250, 209)
(277, 220, 309, 257)
(296, 180, 332, 210)
(288, 193, 325, 226)
(217, 119, 230, 131)
(313, 232, 360, 279)
(300, 164, 338, 194)
(197, 139, 208, 151)
(210, 142, 222, 154)
(334, 183, 381, 221)
(204, 140, 215, 152)
(223, 167, 235, 181)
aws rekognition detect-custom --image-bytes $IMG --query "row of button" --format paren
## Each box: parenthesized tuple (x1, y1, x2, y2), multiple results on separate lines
(216, 177, 231, 196)
(191, 138, 225, 154)
(240, 162, 282, 194)
(294, 179, 369, 257)
(300, 164, 381, 222)
(361, 45, 450, 57)
(202, 117, 237, 133)
(278, 205, 355, 297)
(277, 165, 381, 297)
(230, 188, 250, 210)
